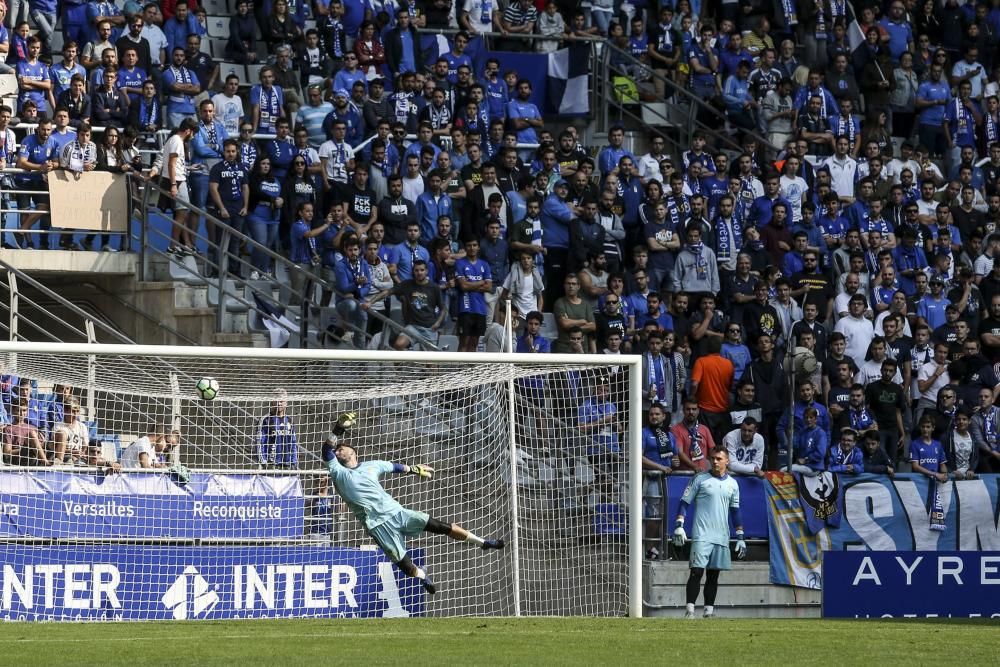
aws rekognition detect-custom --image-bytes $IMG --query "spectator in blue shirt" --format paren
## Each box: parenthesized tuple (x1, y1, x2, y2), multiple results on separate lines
(784, 406, 829, 474)
(395, 221, 431, 281)
(288, 201, 329, 305)
(162, 0, 204, 55)
(917, 275, 952, 330)
(597, 125, 634, 180)
(480, 219, 509, 320)
(944, 80, 982, 171)
(722, 60, 757, 132)
(879, 2, 913, 63)
(479, 57, 508, 122)
(14, 118, 57, 249)
(916, 63, 951, 158)
(747, 174, 792, 228)
(827, 428, 864, 474)
(505, 79, 542, 160)
(719, 33, 753, 79)
(49, 41, 86, 102)
(163, 47, 199, 128)
(455, 237, 492, 351)
(17, 36, 50, 115)
(333, 235, 373, 348)
(540, 180, 576, 302)
(209, 140, 250, 277)
(687, 25, 718, 100)
(910, 415, 949, 482)
(416, 169, 454, 242)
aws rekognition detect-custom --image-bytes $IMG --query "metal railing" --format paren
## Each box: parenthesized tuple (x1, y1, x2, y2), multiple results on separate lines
(596, 40, 782, 159)
(0, 258, 134, 344)
(77, 280, 201, 347)
(135, 178, 439, 351)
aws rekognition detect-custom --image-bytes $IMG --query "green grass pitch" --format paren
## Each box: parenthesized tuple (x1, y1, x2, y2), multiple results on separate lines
(1, 617, 996, 665)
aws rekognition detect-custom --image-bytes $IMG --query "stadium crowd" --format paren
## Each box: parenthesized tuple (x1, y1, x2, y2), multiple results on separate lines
(3, 1, 1000, 497)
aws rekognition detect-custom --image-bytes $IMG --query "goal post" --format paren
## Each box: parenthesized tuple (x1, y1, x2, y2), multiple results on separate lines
(0, 342, 643, 620)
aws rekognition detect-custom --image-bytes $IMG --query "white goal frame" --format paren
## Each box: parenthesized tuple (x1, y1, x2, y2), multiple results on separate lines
(0, 341, 644, 619)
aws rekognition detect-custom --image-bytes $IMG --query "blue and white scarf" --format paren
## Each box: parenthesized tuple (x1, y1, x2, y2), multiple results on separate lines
(984, 405, 999, 451)
(685, 241, 708, 279)
(715, 216, 742, 262)
(987, 113, 999, 145)
(781, 0, 798, 26)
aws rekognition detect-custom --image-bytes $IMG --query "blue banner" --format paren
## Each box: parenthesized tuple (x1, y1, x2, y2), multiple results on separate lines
(665, 474, 768, 539)
(766, 473, 1000, 589)
(823, 551, 1000, 618)
(0, 546, 424, 621)
(0, 472, 303, 539)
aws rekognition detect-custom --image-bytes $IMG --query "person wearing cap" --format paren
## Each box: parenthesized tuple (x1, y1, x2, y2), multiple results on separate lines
(324, 86, 363, 147)
(322, 412, 505, 596)
(540, 178, 579, 303)
(917, 274, 952, 331)
(834, 293, 875, 369)
(827, 427, 864, 474)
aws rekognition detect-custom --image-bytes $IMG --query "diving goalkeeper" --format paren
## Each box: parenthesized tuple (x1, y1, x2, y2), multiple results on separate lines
(322, 412, 505, 595)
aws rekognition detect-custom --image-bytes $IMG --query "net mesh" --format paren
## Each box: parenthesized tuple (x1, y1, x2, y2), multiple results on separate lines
(0, 349, 634, 620)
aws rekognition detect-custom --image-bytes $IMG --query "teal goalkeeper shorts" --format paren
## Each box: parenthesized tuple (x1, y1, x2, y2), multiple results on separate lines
(689, 540, 732, 571)
(368, 508, 430, 563)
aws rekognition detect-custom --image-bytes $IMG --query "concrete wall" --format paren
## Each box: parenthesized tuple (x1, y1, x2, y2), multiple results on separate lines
(644, 561, 821, 618)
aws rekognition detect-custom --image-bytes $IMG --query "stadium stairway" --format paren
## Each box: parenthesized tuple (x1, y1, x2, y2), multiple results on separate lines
(644, 561, 821, 618)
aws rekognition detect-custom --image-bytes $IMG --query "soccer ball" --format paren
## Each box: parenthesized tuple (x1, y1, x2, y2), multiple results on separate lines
(195, 377, 220, 401)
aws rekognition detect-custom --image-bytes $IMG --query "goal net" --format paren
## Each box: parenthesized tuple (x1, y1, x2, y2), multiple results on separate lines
(0, 343, 641, 621)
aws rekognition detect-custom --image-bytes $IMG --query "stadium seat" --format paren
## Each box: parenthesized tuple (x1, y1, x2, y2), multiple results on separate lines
(94, 433, 122, 462)
(641, 103, 671, 127)
(219, 63, 247, 83)
(245, 63, 265, 84)
(207, 38, 227, 60)
(436, 334, 458, 351)
(0, 74, 18, 99)
(50, 31, 64, 53)
(540, 312, 558, 340)
(167, 253, 206, 286)
(201, 0, 229, 14)
(273, 262, 293, 303)
(208, 279, 250, 313)
(206, 16, 228, 39)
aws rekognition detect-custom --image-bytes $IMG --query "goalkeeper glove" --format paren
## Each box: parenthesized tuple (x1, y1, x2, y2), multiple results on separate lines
(672, 521, 688, 548)
(332, 411, 357, 437)
(409, 464, 435, 479)
(735, 531, 747, 560)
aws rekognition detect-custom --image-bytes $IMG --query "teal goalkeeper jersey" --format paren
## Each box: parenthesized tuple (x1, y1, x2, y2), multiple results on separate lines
(681, 472, 740, 547)
(326, 458, 404, 530)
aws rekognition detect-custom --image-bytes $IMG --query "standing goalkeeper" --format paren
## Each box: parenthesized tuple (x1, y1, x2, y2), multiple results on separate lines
(672, 448, 746, 618)
(322, 412, 505, 595)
